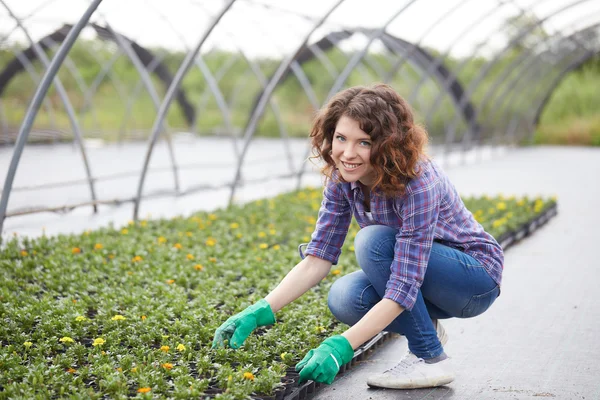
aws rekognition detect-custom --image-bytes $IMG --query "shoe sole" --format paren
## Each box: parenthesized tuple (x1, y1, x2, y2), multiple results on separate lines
(367, 374, 455, 389)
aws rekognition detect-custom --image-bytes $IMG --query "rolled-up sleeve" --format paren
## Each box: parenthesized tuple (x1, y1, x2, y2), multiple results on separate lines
(384, 178, 440, 310)
(304, 177, 352, 264)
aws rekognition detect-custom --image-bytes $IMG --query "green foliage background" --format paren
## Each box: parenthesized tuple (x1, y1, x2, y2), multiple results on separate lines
(0, 40, 598, 146)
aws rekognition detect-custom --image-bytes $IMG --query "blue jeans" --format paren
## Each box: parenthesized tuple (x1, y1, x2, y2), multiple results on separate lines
(327, 225, 500, 359)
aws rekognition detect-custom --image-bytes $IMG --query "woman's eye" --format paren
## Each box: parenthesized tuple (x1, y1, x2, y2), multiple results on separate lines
(360, 141, 371, 146)
(335, 135, 345, 141)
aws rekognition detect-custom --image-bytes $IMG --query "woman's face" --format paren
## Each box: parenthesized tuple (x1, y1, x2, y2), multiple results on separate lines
(331, 115, 376, 187)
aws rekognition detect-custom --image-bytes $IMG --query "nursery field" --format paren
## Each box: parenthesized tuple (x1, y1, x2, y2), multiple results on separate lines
(0, 188, 556, 399)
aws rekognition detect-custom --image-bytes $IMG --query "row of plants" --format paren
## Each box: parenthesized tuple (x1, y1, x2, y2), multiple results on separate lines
(0, 188, 556, 399)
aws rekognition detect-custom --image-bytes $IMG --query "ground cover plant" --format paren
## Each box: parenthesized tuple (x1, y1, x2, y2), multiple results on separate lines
(0, 188, 556, 399)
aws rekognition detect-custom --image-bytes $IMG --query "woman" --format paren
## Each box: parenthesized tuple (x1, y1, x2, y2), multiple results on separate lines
(212, 83, 504, 389)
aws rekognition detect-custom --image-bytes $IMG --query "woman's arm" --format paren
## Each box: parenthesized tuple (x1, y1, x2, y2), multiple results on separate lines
(265, 255, 332, 313)
(342, 298, 404, 349)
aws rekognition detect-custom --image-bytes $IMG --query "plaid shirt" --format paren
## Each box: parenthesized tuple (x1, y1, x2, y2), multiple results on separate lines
(305, 159, 504, 311)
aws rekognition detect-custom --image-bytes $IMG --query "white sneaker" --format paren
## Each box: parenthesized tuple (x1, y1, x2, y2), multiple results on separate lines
(433, 319, 449, 347)
(367, 351, 455, 389)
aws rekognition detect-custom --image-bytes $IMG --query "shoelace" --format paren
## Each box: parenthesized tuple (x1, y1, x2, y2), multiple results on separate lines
(384, 351, 424, 375)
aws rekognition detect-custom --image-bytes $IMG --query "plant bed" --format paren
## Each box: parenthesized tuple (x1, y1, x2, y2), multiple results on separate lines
(0, 189, 556, 399)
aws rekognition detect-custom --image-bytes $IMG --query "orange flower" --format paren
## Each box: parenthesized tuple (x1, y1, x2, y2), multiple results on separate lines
(166, 279, 175, 285)
(157, 236, 167, 244)
(186, 254, 194, 260)
(94, 243, 103, 250)
(137, 387, 151, 393)
(132, 255, 143, 262)
(243, 372, 255, 381)
(194, 264, 204, 271)
(72, 247, 81, 254)
(160, 345, 170, 353)
(162, 363, 173, 370)
(20, 250, 28, 257)
(67, 368, 76, 374)
(141, 315, 147, 321)
(173, 243, 182, 249)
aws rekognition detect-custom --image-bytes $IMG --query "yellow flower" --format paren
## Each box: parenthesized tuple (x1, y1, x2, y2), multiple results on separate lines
(141, 315, 147, 321)
(332, 269, 341, 275)
(492, 218, 506, 228)
(108, 254, 115, 259)
(162, 363, 173, 370)
(259, 243, 268, 249)
(173, 243, 182, 249)
(75, 316, 87, 322)
(131, 367, 138, 373)
(59, 337, 75, 343)
(137, 387, 151, 393)
(121, 228, 128, 235)
(67, 367, 76, 373)
(208, 214, 217, 221)
(160, 345, 170, 353)
(273, 244, 281, 250)
(72, 247, 81, 254)
(177, 343, 186, 351)
(128, 220, 134, 226)
(496, 202, 507, 211)
(92, 338, 105, 346)
(166, 279, 175, 285)
(209, 257, 217, 263)
(258, 232, 266, 238)
(186, 254, 194, 260)
(230, 222, 239, 229)
(243, 372, 255, 381)
(157, 236, 167, 244)
(111, 315, 126, 321)
(194, 264, 204, 271)
(23, 341, 33, 348)
(20, 250, 28, 257)
(315, 326, 326, 333)
(280, 352, 288, 360)
(236, 233, 243, 239)
(349, 245, 355, 252)
(269, 229, 276, 235)
(132, 255, 143, 263)
(94, 243, 103, 250)
(185, 231, 193, 237)
(205, 238, 216, 246)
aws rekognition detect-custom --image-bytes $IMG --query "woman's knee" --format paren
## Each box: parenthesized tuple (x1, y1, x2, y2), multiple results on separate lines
(354, 225, 396, 266)
(327, 272, 372, 326)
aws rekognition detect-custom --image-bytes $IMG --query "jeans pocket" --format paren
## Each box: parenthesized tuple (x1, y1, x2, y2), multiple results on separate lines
(461, 285, 500, 318)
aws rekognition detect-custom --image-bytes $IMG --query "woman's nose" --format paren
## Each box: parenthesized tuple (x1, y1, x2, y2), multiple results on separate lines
(343, 144, 357, 158)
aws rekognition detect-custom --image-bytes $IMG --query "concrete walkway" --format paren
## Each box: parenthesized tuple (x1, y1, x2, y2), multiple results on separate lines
(312, 146, 600, 400)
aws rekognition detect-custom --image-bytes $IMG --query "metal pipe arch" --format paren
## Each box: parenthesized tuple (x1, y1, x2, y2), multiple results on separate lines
(133, 0, 236, 220)
(0, 0, 102, 237)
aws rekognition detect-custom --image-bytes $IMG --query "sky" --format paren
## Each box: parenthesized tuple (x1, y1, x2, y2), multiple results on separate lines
(1, 0, 599, 59)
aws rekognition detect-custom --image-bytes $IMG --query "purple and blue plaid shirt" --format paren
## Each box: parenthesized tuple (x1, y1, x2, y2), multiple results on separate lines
(305, 159, 504, 311)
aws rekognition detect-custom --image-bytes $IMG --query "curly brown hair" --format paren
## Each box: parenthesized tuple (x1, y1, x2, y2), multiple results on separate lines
(310, 83, 429, 196)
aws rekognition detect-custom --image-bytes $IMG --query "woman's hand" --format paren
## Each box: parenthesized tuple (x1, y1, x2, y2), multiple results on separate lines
(211, 299, 275, 349)
(295, 335, 354, 384)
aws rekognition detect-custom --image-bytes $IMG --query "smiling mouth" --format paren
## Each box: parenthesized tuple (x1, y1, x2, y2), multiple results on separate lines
(342, 161, 362, 170)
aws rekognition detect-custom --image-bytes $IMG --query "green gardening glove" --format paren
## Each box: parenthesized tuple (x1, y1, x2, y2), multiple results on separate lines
(295, 335, 354, 385)
(212, 299, 275, 349)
